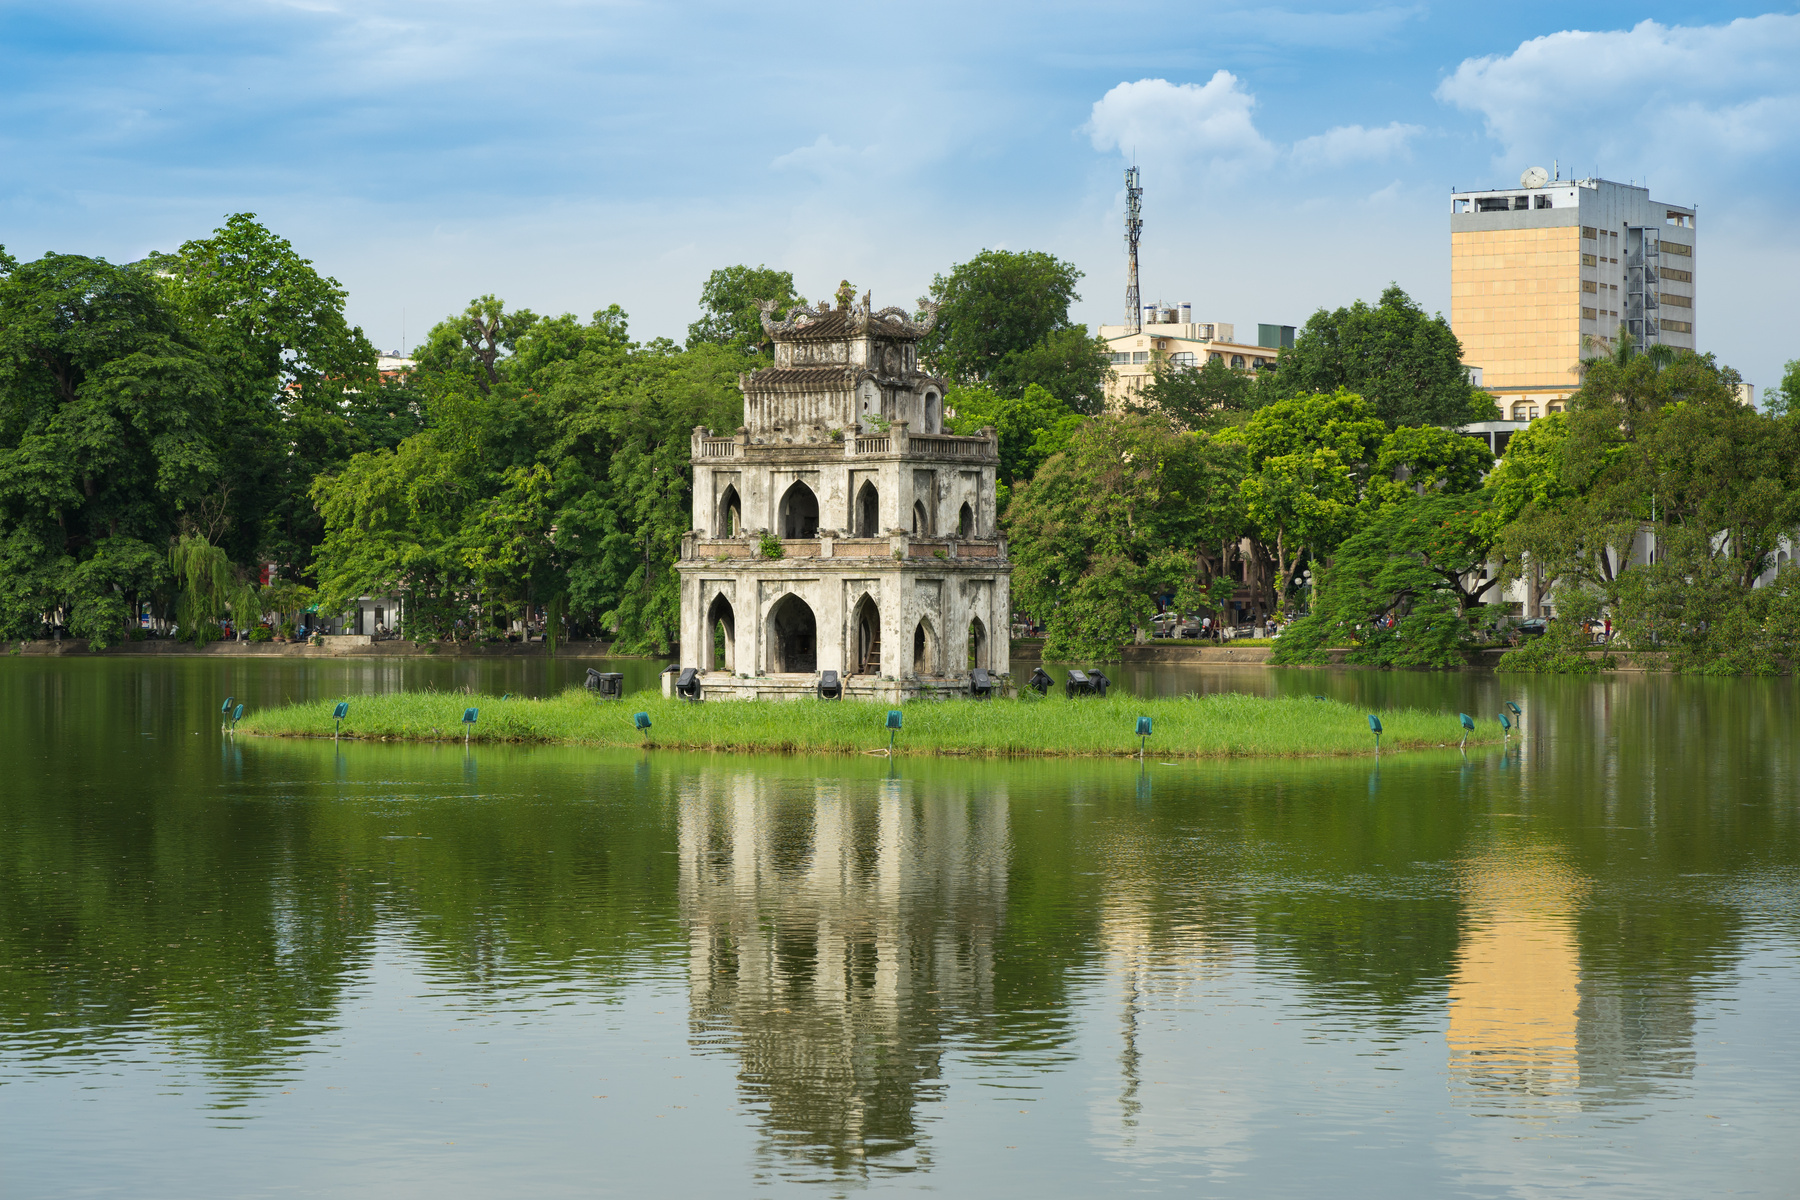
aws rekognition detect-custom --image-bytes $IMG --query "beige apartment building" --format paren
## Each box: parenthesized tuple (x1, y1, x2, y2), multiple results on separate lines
(1450, 171, 1696, 421)
(1099, 304, 1294, 409)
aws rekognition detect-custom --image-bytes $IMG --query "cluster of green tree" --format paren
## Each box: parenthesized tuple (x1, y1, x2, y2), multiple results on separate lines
(1270, 340, 1800, 673)
(1491, 346, 1800, 674)
(0, 216, 415, 647)
(1006, 389, 1492, 659)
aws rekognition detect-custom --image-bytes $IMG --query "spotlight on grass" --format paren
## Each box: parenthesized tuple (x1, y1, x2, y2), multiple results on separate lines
(1368, 713, 1382, 753)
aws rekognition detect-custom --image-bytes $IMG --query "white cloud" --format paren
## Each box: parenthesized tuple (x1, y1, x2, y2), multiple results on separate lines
(1290, 121, 1422, 168)
(1436, 15, 1800, 184)
(1085, 73, 1276, 177)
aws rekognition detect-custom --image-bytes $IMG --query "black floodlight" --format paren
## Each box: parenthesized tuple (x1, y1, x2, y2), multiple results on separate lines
(676, 667, 701, 701)
(585, 667, 603, 691)
(817, 670, 842, 700)
(969, 668, 992, 699)
(1027, 667, 1053, 695)
(1066, 669, 1092, 699)
(590, 672, 623, 700)
(1088, 669, 1111, 697)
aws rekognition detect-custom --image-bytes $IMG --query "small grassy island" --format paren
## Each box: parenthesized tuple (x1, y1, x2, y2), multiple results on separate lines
(239, 690, 1502, 759)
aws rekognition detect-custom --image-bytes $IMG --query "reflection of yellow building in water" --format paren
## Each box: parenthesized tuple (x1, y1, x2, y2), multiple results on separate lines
(678, 771, 1008, 1178)
(1447, 850, 1586, 1109)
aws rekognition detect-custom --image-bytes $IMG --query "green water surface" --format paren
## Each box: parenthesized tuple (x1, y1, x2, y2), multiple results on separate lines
(1, 657, 1796, 1197)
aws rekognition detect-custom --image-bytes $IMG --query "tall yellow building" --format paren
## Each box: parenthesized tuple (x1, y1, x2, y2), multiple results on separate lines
(1451, 170, 1697, 420)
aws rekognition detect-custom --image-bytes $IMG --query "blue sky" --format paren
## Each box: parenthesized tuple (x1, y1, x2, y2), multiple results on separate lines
(3, 1, 1796, 394)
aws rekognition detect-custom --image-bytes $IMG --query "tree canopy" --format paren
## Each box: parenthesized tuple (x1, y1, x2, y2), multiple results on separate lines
(1266, 285, 1496, 428)
(923, 250, 1110, 414)
(1006, 415, 1243, 658)
(686, 265, 805, 354)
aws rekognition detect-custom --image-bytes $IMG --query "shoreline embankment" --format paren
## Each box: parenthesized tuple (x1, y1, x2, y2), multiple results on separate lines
(12, 637, 1671, 672)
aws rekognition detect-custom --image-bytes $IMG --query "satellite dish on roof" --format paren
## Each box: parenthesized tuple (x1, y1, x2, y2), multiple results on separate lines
(1521, 166, 1550, 189)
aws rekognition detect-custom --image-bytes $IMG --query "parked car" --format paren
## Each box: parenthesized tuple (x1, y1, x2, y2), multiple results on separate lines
(1517, 618, 1549, 639)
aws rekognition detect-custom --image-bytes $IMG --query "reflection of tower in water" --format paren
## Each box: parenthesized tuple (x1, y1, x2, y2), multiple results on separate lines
(679, 772, 1008, 1178)
(1446, 849, 1585, 1110)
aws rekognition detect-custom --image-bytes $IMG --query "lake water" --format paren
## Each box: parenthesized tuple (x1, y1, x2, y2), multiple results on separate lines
(2, 657, 1797, 1197)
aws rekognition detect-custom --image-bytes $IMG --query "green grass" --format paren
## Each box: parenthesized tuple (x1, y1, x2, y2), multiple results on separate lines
(237, 688, 1503, 759)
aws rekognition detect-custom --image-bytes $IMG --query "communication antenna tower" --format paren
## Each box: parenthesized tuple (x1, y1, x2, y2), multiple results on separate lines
(1124, 166, 1143, 331)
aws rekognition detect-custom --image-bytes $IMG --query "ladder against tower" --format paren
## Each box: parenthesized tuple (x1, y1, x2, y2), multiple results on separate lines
(670, 285, 1013, 701)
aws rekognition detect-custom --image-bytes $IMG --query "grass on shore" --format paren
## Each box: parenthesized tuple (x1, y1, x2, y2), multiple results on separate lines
(237, 688, 1502, 759)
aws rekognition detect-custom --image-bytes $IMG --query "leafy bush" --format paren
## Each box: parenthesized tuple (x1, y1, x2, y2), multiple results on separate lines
(757, 533, 784, 560)
(1497, 588, 1614, 674)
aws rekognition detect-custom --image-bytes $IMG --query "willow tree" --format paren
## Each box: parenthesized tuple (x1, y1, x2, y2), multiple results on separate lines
(170, 533, 259, 643)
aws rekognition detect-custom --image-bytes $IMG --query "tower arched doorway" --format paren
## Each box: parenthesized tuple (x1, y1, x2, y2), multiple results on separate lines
(779, 481, 818, 539)
(912, 618, 938, 676)
(912, 500, 931, 537)
(717, 485, 741, 538)
(767, 594, 817, 673)
(957, 502, 974, 539)
(706, 593, 735, 672)
(855, 481, 880, 538)
(967, 616, 988, 670)
(851, 594, 881, 675)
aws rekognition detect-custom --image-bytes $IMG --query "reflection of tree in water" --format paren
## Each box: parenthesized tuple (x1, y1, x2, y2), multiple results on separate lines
(678, 772, 1008, 1180)
(0, 738, 685, 1112)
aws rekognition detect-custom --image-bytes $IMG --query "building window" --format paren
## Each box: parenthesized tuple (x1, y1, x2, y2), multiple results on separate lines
(1549, 404, 1563, 413)
(1230, 355, 1245, 368)
(1131, 351, 1149, 364)
(1530, 407, 1540, 419)
(1109, 351, 1131, 364)
(1660, 293, 1692, 308)
(1581, 307, 1597, 321)
(1582, 280, 1598, 293)
(1582, 226, 1597, 239)
(1662, 240, 1692, 257)
(1534, 194, 1553, 209)
(1662, 267, 1692, 283)
(1208, 352, 1224, 363)
(1661, 319, 1692, 334)
(1454, 198, 1471, 213)
(1581, 253, 1598, 266)
(1170, 351, 1196, 367)
(1665, 211, 1694, 228)
(1477, 197, 1512, 212)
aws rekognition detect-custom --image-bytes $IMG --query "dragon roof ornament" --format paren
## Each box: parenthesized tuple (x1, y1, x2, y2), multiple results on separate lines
(755, 293, 939, 341)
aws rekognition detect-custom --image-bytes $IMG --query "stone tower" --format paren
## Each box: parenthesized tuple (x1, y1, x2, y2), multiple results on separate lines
(674, 286, 1011, 699)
